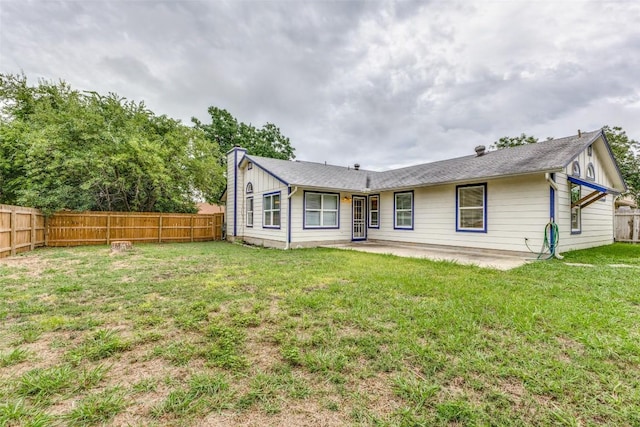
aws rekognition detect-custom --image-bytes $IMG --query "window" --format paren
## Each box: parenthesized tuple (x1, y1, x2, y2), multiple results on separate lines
(263, 192, 281, 228)
(570, 183, 581, 233)
(572, 161, 581, 177)
(586, 163, 595, 181)
(304, 192, 338, 228)
(457, 184, 487, 232)
(248, 162, 253, 170)
(587, 145, 593, 156)
(369, 195, 380, 228)
(246, 197, 254, 227)
(394, 191, 413, 229)
(246, 182, 253, 194)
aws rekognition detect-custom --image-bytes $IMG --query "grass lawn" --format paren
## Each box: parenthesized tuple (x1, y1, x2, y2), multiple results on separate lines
(1, 242, 639, 426)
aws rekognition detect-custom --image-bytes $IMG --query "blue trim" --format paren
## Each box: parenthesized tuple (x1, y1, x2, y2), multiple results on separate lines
(352, 195, 367, 241)
(239, 154, 289, 186)
(287, 187, 292, 245)
(368, 194, 380, 229)
(393, 190, 414, 230)
(233, 149, 238, 237)
(262, 191, 282, 229)
(246, 196, 254, 228)
(302, 191, 340, 229)
(455, 183, 487, 233)
(567, 176, 617, 195)
(549, 186, 555, 252)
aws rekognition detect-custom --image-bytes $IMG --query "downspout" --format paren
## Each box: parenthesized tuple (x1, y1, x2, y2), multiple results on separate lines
(284, 186, 298, 250)
(545, 173, 563, 259)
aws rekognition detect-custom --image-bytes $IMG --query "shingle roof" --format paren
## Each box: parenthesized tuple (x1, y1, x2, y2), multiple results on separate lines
(243, 129, 609, 192)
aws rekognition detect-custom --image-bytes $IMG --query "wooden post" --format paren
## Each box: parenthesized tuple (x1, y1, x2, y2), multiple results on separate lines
(106, 214, 111, 245)
(190, 215, 194, 242)
(30, 212, 36, 250)
(10, 206, 16, 256)
(634, 212, 640, 243)
(158, 214, 163, 243)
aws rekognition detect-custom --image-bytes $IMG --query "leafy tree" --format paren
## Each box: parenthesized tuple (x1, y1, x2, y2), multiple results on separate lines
(603, 125, 640, 203)
(489, 133, 539, 150)
(0, 73, 224, 213)
(192, 106, 295, 162)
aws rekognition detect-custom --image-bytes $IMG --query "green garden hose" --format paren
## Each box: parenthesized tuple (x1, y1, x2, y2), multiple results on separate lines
(525, 221, 562, 260)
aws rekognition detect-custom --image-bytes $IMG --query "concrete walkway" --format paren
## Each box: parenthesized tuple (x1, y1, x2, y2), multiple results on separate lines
(322, 241, 536, 270)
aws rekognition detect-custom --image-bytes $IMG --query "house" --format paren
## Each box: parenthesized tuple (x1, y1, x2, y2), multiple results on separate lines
(224, 129, 626, 254)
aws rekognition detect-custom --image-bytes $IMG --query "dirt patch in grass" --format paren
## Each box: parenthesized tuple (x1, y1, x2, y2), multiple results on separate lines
(201, 399, 347, 427)
(0, 254, 47, 278)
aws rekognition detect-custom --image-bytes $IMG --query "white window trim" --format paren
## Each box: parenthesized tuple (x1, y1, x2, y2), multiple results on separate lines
(368, 195, 380, 228)
(263, 192, 281, 228)
(246, 197, 254, 227)
(456, 184, 487, 232)
(394, 191, 413, 230)
(570, 183, 581, 234)
(304, 192, 339, 228)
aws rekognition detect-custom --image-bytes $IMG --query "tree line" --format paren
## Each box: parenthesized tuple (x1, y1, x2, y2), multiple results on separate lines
(0, 74, 294, 214)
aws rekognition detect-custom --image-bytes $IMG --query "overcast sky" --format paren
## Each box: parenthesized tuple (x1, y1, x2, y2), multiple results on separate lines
(1, 0, 639, 170)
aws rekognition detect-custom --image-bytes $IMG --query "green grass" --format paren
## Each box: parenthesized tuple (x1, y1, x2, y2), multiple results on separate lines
(1, 242, 639, 425)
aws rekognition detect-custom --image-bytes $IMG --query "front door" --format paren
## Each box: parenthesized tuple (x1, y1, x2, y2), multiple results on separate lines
(352, 196, 366, 240)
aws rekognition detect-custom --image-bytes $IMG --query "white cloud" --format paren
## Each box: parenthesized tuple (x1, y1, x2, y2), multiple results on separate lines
(1, 0, 639, 170)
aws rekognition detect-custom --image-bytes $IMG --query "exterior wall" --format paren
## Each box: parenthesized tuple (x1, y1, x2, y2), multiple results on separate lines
(288, 189, 361, 247)
(367, 175, 552, 252)
(557, 142, 616, 251)
(225, 148, 245, 240)
(233, 157, 288, 246)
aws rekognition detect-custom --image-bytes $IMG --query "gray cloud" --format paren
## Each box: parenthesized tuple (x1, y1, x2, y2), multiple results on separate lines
(2, 0, 639, 170)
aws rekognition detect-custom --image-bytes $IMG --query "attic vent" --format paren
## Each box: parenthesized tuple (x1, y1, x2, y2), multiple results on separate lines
(354, 163, 360, 170)
(475, 145, 486, 157)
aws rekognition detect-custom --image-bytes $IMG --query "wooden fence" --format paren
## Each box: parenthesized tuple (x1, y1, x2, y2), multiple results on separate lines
(615, 209, 639, 243)
(0, 204, 46, 258)
(1, 206, 224, 258)
(47, 211, 224, 247)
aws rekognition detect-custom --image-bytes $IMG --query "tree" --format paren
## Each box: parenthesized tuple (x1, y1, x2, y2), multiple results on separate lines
(0, 73, 225, 213)
(192, 106, 295, 162)
(603, 126, 640, 203)
(489, 133, 539, 150)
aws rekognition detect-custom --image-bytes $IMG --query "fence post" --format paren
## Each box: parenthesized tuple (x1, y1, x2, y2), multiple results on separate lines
(30, 211, 36, 250)
(634, 211, 640, 243)
(158, 214, 163, 243)
(190, 215, 194, 242)
(106, 214, 111, 245)
(10, 206, 16, 256)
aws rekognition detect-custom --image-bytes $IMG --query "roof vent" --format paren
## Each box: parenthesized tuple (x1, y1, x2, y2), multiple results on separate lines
(578, 129, 582, 138)
(354, 163, 360, 170)
(475, 145, 486, 157)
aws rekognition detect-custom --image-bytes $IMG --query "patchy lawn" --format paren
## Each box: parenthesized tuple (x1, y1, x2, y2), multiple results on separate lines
(1, 242, 639, 426)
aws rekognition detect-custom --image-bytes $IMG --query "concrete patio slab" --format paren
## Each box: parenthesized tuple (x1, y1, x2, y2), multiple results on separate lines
(321, 241, 536, 270)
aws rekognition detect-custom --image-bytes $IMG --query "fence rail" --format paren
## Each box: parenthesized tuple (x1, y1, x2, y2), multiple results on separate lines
(47, 211, 224, 247)
(615, 209, 640, 243)
(0, 204, 46, 258)
(1, 206, 224, 258)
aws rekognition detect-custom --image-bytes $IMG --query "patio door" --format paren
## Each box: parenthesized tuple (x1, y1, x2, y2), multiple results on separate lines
(352, 196, 366, 240)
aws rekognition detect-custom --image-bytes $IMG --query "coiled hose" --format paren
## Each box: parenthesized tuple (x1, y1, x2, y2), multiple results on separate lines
(526, 221, 563, 260)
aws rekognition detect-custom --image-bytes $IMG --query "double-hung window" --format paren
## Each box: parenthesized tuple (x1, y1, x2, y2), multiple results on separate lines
(246, 197, 254, 227)
(394, 191, 413, 229)
(304, 192, 338, 228)
(263, 192, 281, 228)
(457, 184, 486, 232)
(570, 183, 581, 233)
(369, 195, 379, 228)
